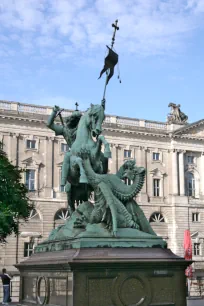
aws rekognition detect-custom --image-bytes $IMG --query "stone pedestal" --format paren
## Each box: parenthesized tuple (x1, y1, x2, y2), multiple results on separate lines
(17, 247, 191, 306)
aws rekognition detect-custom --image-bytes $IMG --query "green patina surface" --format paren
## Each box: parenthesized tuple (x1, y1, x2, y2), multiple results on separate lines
(37, 100, 167, 252)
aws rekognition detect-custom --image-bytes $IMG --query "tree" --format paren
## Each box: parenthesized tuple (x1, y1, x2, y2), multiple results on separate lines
(0, 142, 32, 242)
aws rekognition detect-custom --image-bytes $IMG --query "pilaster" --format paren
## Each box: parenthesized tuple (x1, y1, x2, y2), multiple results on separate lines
(178, 150, 185, 196)
(172, 149, 178, 195)
(200, 152, 204, 196)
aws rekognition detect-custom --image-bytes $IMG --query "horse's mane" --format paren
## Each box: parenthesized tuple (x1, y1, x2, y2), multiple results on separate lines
(86, 104, 104, 116)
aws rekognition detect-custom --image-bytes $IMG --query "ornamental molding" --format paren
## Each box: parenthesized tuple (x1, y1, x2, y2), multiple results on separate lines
(21, 156, 44, 168)
(150, 168, 166, 177)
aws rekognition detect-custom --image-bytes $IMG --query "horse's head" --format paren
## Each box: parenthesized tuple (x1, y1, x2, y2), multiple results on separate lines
(87, 103, 105, 138)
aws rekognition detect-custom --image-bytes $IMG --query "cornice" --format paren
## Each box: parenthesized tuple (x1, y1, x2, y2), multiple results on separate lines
(104, 127, 169, 139)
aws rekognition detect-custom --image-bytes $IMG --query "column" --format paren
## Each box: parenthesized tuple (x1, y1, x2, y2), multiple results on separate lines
(172, 149, 178, 195)
(110, 144, 117, 174)
(138, 146, 147, 193)
(200, 152, 204, 196)
(179, 151, 185, 196)
(44, 137, 54, 197)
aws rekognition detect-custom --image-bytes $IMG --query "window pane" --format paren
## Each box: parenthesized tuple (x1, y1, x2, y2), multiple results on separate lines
(153, 179, 160, 196)
(194, 243, 200, 256)
(26, 170, 35, 190)
(61, 143, 68, 152)
(24, 243, 28, 257)
(153, 153, 160, 160)
(30, 170, 35, 179)
(124, 150, 131, 158)
(27, 140, 36, 149)
(31, 140, 36, 149)
(187, 156, 195, 164)
(124, 178, 132, 185)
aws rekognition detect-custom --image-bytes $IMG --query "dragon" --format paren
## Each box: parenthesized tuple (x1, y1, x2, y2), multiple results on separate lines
(76, 148, 156, 237)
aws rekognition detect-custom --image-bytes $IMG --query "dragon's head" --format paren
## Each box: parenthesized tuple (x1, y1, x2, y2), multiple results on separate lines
(120, 159, 145, 181)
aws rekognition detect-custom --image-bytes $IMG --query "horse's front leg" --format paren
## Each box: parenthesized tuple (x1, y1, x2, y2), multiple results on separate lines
(98, 135, 112, 158)
(72, 156, 88, 184)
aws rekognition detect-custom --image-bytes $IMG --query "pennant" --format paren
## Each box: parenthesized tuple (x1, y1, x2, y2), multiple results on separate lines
(98, 46, 118, 85)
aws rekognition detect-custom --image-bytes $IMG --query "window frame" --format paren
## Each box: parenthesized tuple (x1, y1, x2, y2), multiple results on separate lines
(187, 155, 195, 164)
(25, 169, 35, 191)
(124, 149, 132, 158)
(26, 139, 36, 150)
(192, 213, 200, 223)
(152, 152, 160, 161)
(24, 242, 34, 257)
(61, 143, 68, 153)
(186, 172, 195, 197)
(193, 243, 201, 256)
(153, 178, 160, 197)
(149, 212, 165, 223)
(124, 177, 132, 185)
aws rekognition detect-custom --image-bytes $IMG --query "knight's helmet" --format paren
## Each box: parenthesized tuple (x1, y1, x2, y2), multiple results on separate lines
(65, 104, 82, 126)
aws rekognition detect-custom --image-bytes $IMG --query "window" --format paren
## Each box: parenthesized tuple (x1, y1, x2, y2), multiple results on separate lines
(61, 143, 68, 153)
(25, 170, 35, 191)
(54, 209, 69, 221)
(153, 152, 160, 161)
(24, 242, 34, 257)
(124, 178, 132, 185)
(187, 156, 195, 164)
(153, 179, 160, 196)
(192, 213, 200, 222)
(149, 212, 165, 223)
(26, 140, 36, 149)
(29, 209, 40, 220)
(59, 169, 65, 192)
(186, 172, 195, 197)
(54, 208, 69, 228)
(60, 185, 65, 192)
(124, 150, 131, 158)
(193, 243, 201, 256)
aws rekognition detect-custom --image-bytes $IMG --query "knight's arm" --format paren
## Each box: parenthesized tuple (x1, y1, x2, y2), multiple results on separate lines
(47, 106, 63, 135)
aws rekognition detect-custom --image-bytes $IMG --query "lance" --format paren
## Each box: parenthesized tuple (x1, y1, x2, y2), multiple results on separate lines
(55, 109, 64, 126)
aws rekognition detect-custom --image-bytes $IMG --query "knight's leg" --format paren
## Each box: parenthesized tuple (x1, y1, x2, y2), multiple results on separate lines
(66, 183, 75, 215)
(75, 156, 88, 184)
(61, 152, 70, 186)
(98, 135, 112, 158)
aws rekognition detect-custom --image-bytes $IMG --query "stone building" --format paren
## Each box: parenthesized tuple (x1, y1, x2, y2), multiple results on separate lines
(0, 99, 204, 297)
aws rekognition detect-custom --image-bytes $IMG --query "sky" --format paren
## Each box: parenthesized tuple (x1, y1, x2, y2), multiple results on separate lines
(0, 0, 204, 123)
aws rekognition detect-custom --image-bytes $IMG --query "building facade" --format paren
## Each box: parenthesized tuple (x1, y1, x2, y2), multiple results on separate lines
(0, 100, 204, 291)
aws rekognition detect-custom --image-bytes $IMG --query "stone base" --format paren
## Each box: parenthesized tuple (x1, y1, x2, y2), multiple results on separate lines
(16, 247, 191, 306)
(35, 226, 167, 252)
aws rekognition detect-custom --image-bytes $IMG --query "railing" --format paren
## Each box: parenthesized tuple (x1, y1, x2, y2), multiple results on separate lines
(18, 104, 48, 115)
(0, 100, 168, 131)
(0, 101, 11, 111)
(116, 117, 140, 127)
(145, 121, 167, 130)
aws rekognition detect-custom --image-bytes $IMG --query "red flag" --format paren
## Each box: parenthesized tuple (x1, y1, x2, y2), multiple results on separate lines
(183, 229, 193, 277)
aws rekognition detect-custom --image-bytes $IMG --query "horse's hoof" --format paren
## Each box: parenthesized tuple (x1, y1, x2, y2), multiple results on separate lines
(79, 176, 88, 184)
(104, 151, 112, 158)
(112, 231, 117, 238)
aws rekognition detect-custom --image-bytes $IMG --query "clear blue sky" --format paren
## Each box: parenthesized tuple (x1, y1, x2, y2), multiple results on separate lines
(0, 0, 204, 123)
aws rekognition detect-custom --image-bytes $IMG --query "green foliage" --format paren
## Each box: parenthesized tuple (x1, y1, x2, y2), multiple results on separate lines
(0, 142, 32, 242)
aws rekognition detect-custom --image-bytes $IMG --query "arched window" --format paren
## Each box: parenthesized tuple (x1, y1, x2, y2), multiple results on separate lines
(54, 208, 69, 228)
(186, 172, 195, 197)
(29, 209, 40, 220)
(149, 212, 165, 223)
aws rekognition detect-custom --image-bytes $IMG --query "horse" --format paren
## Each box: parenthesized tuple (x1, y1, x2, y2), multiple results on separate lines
(65, 100, 111, 213)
